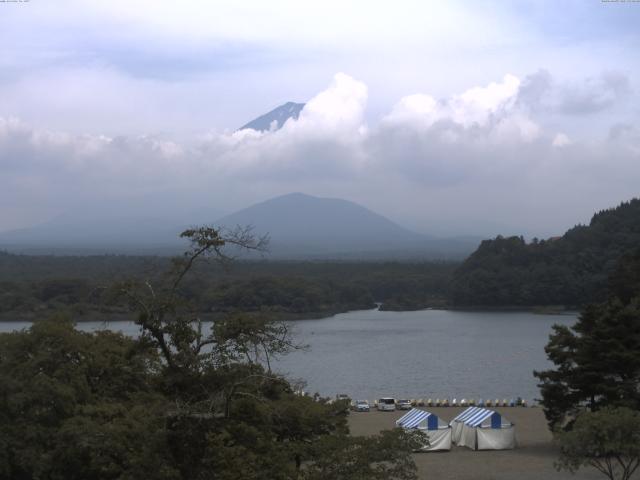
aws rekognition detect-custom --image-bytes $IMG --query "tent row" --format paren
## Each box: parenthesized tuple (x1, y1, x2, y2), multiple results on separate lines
(395, 407, 516, 451)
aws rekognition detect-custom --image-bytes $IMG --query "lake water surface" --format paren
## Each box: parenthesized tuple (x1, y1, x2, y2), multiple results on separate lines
(0, 309, 576, 404)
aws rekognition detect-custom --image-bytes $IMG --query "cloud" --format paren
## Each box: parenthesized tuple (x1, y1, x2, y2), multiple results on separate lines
(384, 74, 522, 130)
(1, 72, 639, 237)
(607, 123, 640, 156)
(382, 74, 540, 146)
(449, 74, 521, 127)
(2, 1, 637, 140)
(518, 69, 631, 115)
(289, 73, 368, 135)
(552, 133, 572, 147)
(559, 71, 630, 115)
(383, 94, 440, 129)
(193, 74, 369, 181)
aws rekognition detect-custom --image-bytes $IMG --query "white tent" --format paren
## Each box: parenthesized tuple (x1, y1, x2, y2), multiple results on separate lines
(452, 407, 516, 450)
(450, 406, 482, 444)
(396, 408, 452, 451)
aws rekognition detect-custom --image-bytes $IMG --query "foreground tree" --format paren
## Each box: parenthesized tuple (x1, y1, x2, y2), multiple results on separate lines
(1, 226, 420, 480)
(301, 429, 425, 480)
(555, 407, 640, 480)
(534, 249, 640, 430)
(0, 316, 176, 480)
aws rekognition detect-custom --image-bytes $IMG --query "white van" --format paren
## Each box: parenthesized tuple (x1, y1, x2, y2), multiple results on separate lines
(377, 397, 396, 411)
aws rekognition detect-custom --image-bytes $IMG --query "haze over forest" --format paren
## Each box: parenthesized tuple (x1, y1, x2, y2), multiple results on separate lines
(1, 1, 639, 247)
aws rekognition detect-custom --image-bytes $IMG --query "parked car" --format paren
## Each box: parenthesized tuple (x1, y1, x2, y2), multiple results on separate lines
(354, 400, 370, 412)
(377, 397, 396, 411)
(396, 399, 412, 410)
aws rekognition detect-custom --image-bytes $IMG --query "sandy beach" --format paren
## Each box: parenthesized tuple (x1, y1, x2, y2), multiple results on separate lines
(349, 407, 636, 480)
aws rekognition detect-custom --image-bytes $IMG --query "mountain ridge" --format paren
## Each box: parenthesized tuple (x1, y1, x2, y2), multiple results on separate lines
(216, 192, 425, 247)
(0, 192, 480, 259)
(215, 192, 477, 259)
(239, 102, 305, 132)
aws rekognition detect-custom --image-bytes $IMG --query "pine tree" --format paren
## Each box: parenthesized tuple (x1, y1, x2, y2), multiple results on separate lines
(534, 249, 640, 430)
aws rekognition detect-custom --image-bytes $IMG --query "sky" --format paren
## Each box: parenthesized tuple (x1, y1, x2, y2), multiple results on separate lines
(1, 0, 639, 237)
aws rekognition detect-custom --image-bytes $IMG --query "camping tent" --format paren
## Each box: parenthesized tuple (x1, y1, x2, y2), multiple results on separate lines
(452, 407, 516, 450)
(396, 408, 452, 451)
(450, 406, 483, 444)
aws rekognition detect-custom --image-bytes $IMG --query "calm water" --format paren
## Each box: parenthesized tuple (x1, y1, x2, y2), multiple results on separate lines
(0, 309, 576, 403)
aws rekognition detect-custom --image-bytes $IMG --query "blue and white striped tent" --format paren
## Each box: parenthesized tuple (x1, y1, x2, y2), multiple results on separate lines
(451, 407, 516, 450)
(396, 408, 452, 451)
(396, 408, 439, 429)
(450, 407, 481, 444)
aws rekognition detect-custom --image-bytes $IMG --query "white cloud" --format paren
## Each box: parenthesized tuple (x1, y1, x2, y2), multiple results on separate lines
(383, 74, 539, 144)
(519, 69, 631, 115)
(283, 73, 368, 137)
(383, 94, 441, 129)
(450, 74, 521, 127)
(1, 1, 636, 140)
(1, 72, 639, 236)
(552, 133, 572, 147)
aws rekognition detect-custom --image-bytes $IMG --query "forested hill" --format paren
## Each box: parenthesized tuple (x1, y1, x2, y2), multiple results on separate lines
(451, 198, 640, 307)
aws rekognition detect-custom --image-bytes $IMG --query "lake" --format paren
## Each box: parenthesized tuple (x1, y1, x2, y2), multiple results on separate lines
(0, 308, 576, 404)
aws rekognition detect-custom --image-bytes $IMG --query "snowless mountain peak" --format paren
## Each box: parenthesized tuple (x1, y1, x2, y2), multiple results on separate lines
(239, 102, 305, 132)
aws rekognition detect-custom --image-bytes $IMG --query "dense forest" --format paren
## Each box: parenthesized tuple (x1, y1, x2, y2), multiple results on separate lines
(451, 199, 640, 307)
(2, 198, 639, 319)
(0, 253, 454, 320)
(0, 228, 423, 479)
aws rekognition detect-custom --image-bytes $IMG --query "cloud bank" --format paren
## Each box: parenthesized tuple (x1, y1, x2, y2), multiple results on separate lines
(1, 72, 638, 237)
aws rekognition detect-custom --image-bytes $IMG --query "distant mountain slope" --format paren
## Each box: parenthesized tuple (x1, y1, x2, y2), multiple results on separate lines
(215, 193, 476, 259)
(0, 208, 224, 255)
(451, 198, 640, 307)
(239, 102, 304, 132)
(0, 192, 479, 259)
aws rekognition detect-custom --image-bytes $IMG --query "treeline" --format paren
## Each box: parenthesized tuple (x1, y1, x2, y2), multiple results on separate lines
(0, 254, 455, 320)
(451, 198, 640, 307)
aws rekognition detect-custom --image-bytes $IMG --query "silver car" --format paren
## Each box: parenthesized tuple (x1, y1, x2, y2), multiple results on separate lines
(354, 400, 370, 412)
(396, 399, 412, 410)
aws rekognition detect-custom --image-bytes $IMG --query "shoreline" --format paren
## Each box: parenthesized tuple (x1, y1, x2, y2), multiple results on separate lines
(0, 304, 579, 323)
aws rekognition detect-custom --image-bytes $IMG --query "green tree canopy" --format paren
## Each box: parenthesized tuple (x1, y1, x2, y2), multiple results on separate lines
(452, 199, 640, 307)
(555, 407, 640, 480)
(0, 226, 420, 480)
(0, 315, 175, 480)
(534, 249, 640, 430)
